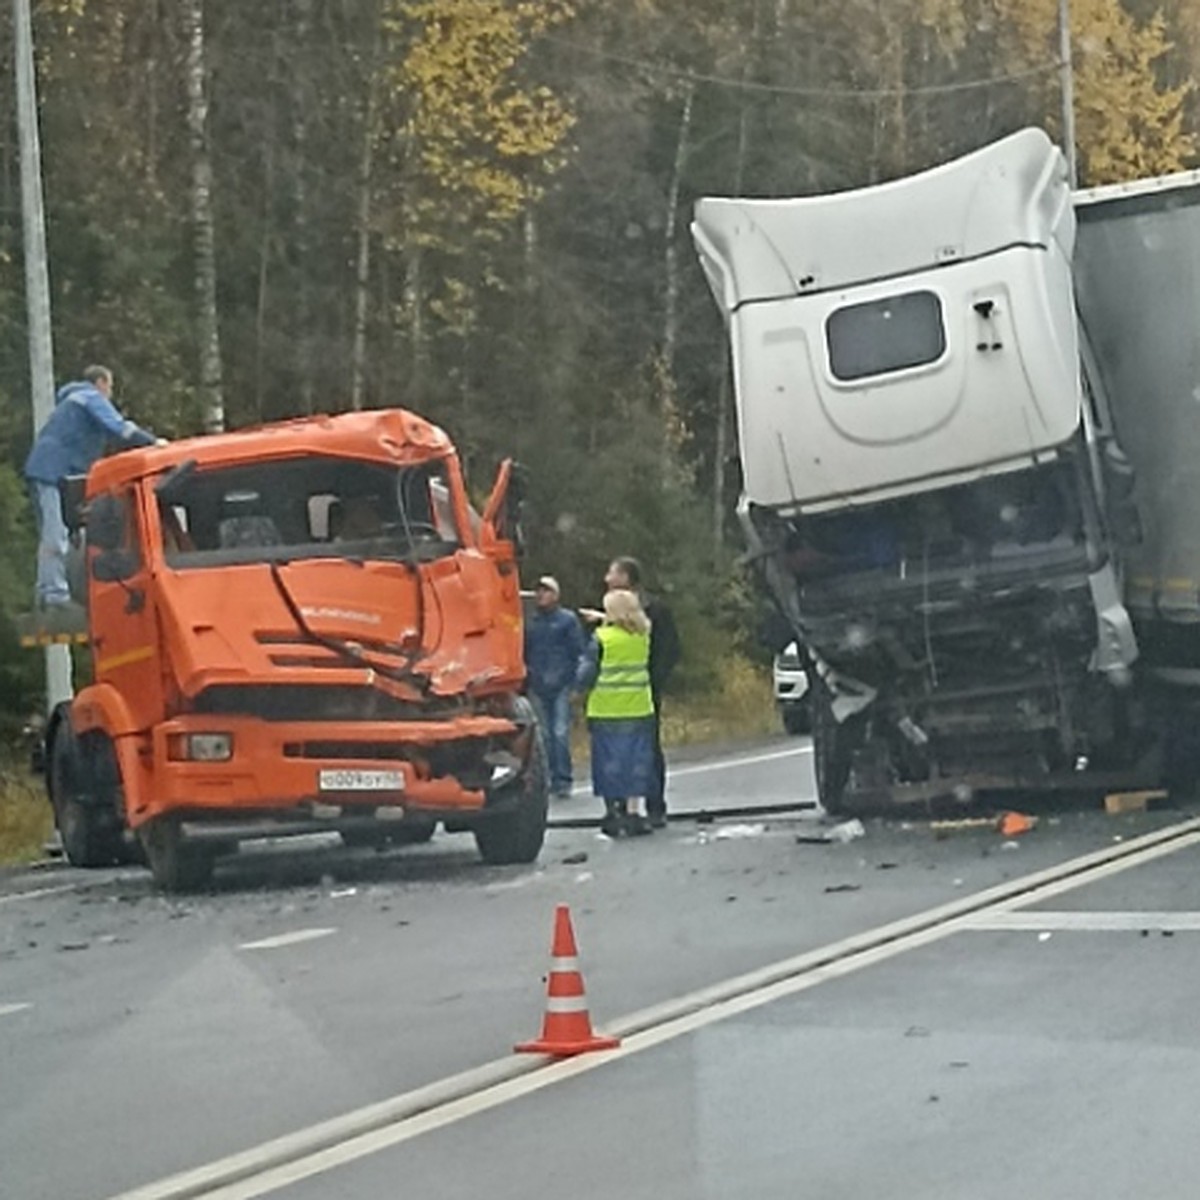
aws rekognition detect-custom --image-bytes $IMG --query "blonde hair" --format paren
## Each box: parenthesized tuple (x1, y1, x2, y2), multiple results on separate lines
(603, 588, 650, 635)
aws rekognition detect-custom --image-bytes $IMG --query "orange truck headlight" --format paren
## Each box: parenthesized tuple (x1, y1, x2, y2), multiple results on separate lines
(168, 733, 234, 762)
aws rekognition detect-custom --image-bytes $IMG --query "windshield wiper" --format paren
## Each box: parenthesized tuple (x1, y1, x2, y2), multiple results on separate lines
(268, 561, 429, 692)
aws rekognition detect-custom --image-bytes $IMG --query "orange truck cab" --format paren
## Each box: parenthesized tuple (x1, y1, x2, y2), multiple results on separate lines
(43, 408, 547, 890)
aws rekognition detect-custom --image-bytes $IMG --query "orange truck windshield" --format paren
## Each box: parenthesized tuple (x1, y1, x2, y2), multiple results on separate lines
(157, 454, 462, 569)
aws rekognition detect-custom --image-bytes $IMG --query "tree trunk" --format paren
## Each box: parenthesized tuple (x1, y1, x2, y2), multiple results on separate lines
(292, 0, 315, 415)
(350, 43, 380, 412)
(183, 0, 224, 433)
(523, 205, 538, 294)
(662, 82, 694, 373)
(404, 241, 426, 393)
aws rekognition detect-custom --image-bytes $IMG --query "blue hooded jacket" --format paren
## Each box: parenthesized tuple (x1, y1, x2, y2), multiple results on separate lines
(24, 381, 156, 485)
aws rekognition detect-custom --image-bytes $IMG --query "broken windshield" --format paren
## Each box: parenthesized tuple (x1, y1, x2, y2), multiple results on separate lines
(156, 455, 462, 569)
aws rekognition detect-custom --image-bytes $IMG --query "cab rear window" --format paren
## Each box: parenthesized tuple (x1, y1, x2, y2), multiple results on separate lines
(826, 290, 946, 382)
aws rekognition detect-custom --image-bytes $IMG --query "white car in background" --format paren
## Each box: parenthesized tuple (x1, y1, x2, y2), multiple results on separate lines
(773, 642, 811, 735)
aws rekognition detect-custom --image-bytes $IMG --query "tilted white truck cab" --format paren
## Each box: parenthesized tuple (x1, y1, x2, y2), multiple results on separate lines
(694, 129, 1170, 812)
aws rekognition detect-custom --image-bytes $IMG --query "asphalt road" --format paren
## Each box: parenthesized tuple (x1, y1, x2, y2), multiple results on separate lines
(1, 735, 1196, 1200)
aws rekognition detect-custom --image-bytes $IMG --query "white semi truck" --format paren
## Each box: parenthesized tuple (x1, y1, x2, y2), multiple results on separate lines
(693, 128, 1200, 812)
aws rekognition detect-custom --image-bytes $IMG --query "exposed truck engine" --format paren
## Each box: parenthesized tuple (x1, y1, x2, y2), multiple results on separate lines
(692, 128, 1165, 812)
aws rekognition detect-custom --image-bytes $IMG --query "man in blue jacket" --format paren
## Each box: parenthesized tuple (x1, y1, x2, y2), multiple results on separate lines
(24, 365, 159, 609)
(524, 575, 585, 799)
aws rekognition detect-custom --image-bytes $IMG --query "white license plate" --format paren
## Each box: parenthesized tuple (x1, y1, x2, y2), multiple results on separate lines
(318, 769, 404, 792)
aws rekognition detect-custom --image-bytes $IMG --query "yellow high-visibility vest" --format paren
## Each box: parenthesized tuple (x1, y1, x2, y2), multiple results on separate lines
(586, 625, 654, 720)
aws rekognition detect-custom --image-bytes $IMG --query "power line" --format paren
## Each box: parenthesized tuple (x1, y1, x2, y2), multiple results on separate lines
(541, 33, 1064, 99)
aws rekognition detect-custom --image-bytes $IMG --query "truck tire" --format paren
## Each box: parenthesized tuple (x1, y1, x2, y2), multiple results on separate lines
(49, 724, 123, 868)
(812, 682, 862, 816)
(781, 701, 811, 736)
(139, 816, 215, 893)
(474, 718, 549, 866)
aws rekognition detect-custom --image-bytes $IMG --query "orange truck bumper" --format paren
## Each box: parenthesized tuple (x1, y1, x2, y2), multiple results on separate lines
(125, 713, 526, 828)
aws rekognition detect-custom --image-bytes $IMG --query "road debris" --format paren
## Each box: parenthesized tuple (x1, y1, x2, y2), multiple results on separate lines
(1038, 931, 1052, 942)
(713, 823, 767, 840)
(1104, 789, 1166, 815)
(998, 811, 1037, 837)
(329, 887, 358, 899)
(824, 883, 862, 894)
(562, 852, 589, 865)
(930, 817, 995, 836)
(1000, 840, 1021, 851)
(796, 818, 865, 845)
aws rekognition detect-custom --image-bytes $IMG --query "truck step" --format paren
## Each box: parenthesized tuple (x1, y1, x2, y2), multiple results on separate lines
(16, 607, 89, 648)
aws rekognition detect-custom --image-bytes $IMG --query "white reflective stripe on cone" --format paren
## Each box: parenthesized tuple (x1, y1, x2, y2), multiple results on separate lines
(550, 957, 581, 972)
(545, 995, 590, 1013)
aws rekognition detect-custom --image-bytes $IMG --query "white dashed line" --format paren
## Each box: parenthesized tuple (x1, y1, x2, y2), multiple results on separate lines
(238, 928, 337, 951)
(0, 1003, 33, 1019)
(0, 884, 77, 906)
(568, 744, 811, 796)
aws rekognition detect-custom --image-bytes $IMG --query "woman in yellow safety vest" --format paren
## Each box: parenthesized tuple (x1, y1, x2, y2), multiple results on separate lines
(578, 588, 656, 837)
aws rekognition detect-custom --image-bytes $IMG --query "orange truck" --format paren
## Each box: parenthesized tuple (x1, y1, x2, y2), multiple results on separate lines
(38, 408, 547, 890)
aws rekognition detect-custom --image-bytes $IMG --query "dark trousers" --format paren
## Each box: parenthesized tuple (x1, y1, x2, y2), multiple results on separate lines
(646, 693, 666, 816)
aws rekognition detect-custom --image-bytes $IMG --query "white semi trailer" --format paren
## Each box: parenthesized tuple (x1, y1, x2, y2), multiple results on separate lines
(693, 128, 1200, 812)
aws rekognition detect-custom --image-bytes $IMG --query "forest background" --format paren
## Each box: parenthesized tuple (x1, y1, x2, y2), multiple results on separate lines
(0, 0, 1197, 736)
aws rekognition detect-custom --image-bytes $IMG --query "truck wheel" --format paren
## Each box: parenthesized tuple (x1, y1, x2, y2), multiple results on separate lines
(781, 702, 811, 736)
(474, 719, 549, 866)
(139, 817, 215, 893)
(49, 725, 123, 868)
(812, 683, 862, 816)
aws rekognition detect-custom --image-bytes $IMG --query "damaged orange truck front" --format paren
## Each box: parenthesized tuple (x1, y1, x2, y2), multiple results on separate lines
(44, 408, 546, 890)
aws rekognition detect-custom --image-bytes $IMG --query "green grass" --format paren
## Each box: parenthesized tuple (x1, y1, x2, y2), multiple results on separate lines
(0, 762, 52, 865)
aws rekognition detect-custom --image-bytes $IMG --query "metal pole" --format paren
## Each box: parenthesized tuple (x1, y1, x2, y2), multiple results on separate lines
(14, 0, 73, 709)
(1058, 0, 1079, 189)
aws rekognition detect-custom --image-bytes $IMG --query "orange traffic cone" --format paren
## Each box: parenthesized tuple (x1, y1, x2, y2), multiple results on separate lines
(516, 904, 620, 1057)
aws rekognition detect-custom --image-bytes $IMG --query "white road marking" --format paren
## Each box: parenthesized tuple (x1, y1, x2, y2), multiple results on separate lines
(238, 929, 336, 952)
(0, 883, 77, 906)
(0, 1003, 32, 1019)
(106, 815, 1200, 1200)
(968, 910, 1200, 932)
(568, 744, 811, 796)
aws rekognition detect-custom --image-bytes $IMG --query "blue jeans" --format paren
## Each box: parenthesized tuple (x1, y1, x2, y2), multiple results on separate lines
(531, 689, 573, 794)
(29, 480, 71, 606)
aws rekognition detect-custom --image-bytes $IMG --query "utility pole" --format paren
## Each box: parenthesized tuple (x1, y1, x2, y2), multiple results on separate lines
(1058, 0, 1079, 188)
(14, 0, 73, 709)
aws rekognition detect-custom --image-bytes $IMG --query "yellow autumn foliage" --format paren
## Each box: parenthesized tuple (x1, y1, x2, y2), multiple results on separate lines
(1004, 0, 1195, 182)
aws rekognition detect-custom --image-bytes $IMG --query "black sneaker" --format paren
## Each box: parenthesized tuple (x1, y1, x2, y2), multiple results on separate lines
(625, 813, 653, 836)
(600, 813, 624, 838)
(647, 812, 667, 830)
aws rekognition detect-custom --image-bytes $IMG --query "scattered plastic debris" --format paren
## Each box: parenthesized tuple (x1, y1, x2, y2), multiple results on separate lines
(713, 823, 767, 841)
(329, 887, 358, 899)
(574, 872, 593, 884)
(828, 819, 866, 843)
(1038, 931, 1052, 942)
(1000, 840, 1021, 851)
(930, 817, 995, 836)
(824, 882, 861, 894)
(998, 811, 1037, 837)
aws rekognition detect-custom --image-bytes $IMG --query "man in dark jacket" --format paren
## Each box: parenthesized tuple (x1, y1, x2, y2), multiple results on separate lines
(604, 556, 681, 827)
(524, 575, 585, 799)
(23, 365, 159, 609)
